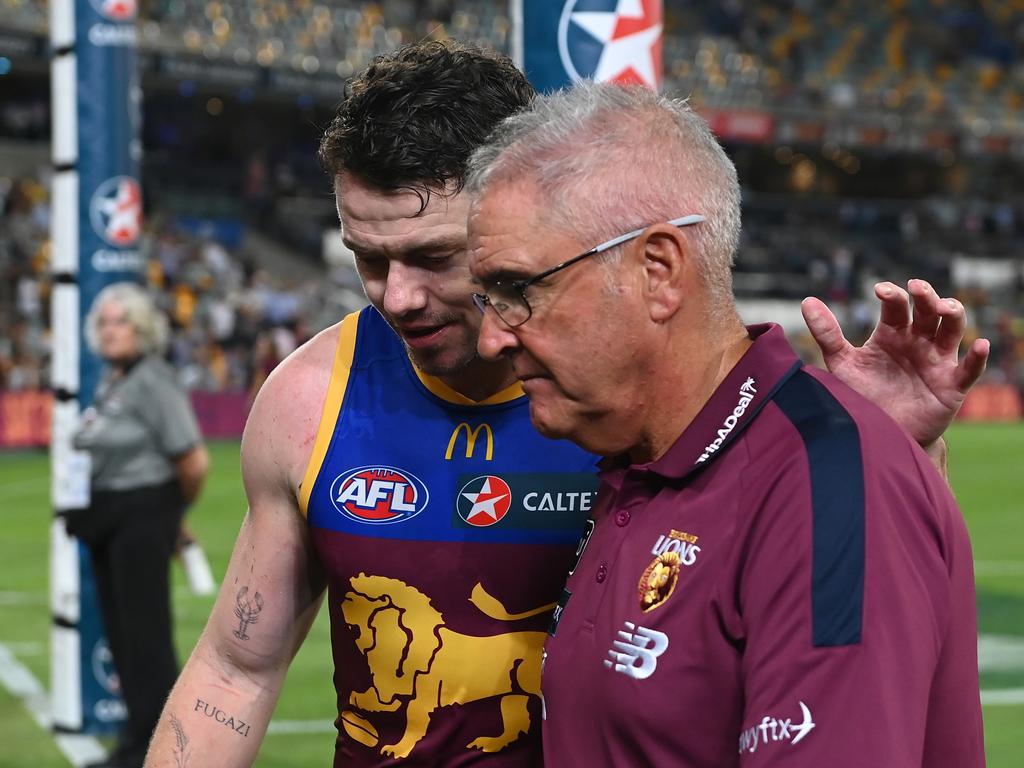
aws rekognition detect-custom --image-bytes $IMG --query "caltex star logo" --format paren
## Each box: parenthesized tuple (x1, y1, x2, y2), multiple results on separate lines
(558, 0, 663, 89)
(90, 0, 137, 22)
(89, 176, 142, 247)
(457, 476, 513, 527)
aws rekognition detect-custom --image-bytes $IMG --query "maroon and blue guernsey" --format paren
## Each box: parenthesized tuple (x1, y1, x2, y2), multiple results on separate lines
(542, 324, 984, 767)
(300, 307, 599, 767)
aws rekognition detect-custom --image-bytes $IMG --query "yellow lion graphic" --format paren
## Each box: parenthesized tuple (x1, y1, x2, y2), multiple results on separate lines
(340, 573, 554, 759)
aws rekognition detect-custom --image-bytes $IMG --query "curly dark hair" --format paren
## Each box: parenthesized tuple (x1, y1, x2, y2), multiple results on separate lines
(318, 40, 535, 199)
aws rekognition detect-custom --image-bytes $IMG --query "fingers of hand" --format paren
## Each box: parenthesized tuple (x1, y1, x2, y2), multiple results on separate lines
(876, 281, 911, 330)
(955, 338, 991, 393)
(933, 295, 967, 355)
(908, 279, 942, 338)
(801, 297, 848, 359)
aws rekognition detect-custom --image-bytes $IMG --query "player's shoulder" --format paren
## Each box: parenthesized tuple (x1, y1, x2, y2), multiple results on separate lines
(768, 366, 953, 506)
(777, 365, 916, 449)
(240, 313, 356, 487)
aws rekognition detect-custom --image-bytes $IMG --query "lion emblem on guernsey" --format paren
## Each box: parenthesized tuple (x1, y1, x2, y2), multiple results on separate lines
(339, 574, 555, 759)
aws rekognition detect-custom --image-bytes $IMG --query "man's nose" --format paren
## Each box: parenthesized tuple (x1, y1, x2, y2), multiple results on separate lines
(382, 261, 428, 317)
(476, 307, 521, 360)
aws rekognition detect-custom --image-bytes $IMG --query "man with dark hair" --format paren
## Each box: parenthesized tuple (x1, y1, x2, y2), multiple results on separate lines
(145, 41, 987, 768)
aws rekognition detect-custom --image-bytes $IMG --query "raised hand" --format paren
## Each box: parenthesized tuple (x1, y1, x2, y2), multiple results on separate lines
(801, 279, 989, 448)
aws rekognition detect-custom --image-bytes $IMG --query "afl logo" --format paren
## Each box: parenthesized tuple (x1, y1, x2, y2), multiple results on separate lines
(89, 0, 137, 21)
(330, 466, 429, 525)
(457, 475, 512, 527)
(90, 176, 142, 247)
(557, 0, 663, 88)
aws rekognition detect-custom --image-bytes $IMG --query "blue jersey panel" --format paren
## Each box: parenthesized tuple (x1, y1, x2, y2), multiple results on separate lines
(307, 308, 600, 545)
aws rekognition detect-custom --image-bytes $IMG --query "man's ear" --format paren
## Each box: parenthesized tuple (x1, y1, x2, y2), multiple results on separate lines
(640, 225, 689, 323)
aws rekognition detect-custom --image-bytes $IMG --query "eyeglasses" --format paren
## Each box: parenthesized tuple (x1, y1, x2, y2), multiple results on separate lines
(472, 214, 706, 327)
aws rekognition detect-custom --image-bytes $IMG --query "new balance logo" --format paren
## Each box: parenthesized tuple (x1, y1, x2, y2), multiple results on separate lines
(603, 622, 669, 680)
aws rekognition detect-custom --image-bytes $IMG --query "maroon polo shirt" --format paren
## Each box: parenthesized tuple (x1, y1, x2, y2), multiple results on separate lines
(541, 324, 984, 767)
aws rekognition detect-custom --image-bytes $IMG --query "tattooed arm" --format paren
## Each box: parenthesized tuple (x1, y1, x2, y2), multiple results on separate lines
(145, 326, 335, 767)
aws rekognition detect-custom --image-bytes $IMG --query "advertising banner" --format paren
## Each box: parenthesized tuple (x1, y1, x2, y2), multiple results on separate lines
(512, 0, 663, 92)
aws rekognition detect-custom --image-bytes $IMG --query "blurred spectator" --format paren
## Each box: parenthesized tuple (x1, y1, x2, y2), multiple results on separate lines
(68, 282, 209, 768)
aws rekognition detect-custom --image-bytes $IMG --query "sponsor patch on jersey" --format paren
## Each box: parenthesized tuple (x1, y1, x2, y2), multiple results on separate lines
(604, 621, 669, 680)
(330, 466, 429, 525)
(457, 475, 513, 527)
(451, 472, 599, 530)
(739, 701, 816, 754)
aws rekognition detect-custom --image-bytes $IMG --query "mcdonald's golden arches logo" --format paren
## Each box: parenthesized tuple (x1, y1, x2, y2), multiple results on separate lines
(445, 422, 494, 461)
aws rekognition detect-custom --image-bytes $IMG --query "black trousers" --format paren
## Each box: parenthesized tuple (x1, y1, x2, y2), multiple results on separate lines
(71, 481, 185, 763)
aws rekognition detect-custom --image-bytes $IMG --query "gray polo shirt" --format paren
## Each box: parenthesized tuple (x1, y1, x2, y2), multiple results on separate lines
(72, 355, 202, 492)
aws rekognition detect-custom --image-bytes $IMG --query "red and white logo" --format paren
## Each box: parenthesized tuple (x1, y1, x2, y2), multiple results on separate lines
(457, 475, 513, 527)
(330, 466, 429, 525)
(89, 176, 142, 247)
(558, 0, 663, 89)
(90, 0, 137, 22)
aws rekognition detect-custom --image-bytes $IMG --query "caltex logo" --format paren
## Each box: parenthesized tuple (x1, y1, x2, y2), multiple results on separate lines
(457, 475, 513, 527)
(90, 0, 137, 22)
(558, 0, 663, 88)
(91, 638, 120, 694)
(89, 176, 142, 247)
(330, 466, 429, 524)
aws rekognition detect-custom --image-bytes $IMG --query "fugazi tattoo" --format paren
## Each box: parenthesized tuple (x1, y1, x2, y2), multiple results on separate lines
(233, 586, 264, 641)
(170, 713, 190, 768)
(194, 698, 253, 738)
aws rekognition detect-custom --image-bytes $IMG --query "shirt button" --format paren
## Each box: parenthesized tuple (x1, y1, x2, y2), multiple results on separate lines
(614, 510, 631, 527)
(596, 564, 608, 583)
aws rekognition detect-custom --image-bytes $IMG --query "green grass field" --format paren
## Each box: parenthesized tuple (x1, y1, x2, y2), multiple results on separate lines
(2, 423, 1022, 766)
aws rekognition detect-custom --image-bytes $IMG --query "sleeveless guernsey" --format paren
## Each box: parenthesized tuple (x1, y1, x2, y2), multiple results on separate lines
(301, 307, 598, 766)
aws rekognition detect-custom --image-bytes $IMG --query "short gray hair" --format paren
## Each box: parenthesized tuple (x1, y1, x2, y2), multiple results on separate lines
(84, 282, 169, 357)
(466, 82, 741, 304)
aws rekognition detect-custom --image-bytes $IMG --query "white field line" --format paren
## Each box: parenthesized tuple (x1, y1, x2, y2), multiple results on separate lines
(266, 719, 336, 734)
(3, 640, 45, 656)
(974, 560, 1024, 577)
(0, 641, 107, 766)
(0, 590, 47, 606)
(981, 688, 1024, 706)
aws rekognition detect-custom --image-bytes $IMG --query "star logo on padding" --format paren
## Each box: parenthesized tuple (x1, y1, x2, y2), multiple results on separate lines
(457, 476, 513, 527)
(568, 0, 662, 88)
(90, 176, 142, 247)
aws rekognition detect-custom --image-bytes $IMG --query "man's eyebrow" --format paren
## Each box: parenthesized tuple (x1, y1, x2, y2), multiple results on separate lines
(342, 234, 465, 257)
(476, 267, 532, 287)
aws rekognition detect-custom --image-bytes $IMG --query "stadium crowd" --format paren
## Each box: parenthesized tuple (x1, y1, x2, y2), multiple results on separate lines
(2, 168, 1022, 399)
(1, 0, 1022, 400)
(4, 0, 1023, 124)
(0, 173, 355, 398)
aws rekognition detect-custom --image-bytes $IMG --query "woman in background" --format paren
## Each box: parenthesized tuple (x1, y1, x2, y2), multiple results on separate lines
(70, 282, 209, 768)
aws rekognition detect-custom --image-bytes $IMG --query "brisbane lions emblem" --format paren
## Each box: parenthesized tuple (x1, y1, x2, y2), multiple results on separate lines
(638, 550, 681, 612)
(340, 574, 556, 758)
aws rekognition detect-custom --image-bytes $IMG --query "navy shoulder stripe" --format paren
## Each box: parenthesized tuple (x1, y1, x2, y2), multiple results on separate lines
(773, 369, 865, 647)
